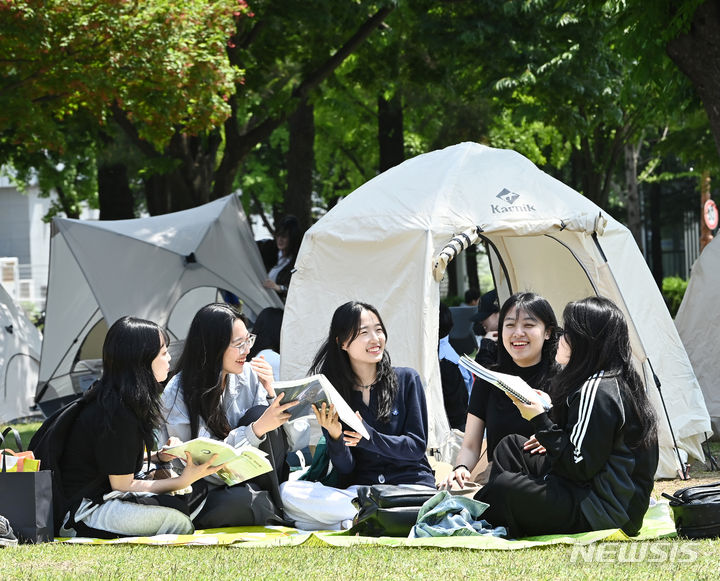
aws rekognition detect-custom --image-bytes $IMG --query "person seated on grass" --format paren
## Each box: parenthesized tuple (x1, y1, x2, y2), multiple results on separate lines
(248, 306, 284, 380)
(57, 316, 222, 539)
(159, 303, 300, 528)
(474, 296, 658, 538)
(441, 292, 560, 488)
(280, 300, 436, 530)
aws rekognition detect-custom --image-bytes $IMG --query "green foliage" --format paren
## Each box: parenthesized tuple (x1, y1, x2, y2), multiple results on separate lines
(0, 0, 244, 152)
(662, 276, 689, 317)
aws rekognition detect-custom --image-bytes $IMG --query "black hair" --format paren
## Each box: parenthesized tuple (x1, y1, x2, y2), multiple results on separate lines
(552, 296, 656, 448)
(496, 292, 559, 370)
(464, 288, 481, 304)
(310, 301, 398, 422)
(439, 302, 454, 339)
(249, 307, 284, 359)
(95, 316, 167, 462)
(174, 302, 241, 439)
(276, 215, 302, 260)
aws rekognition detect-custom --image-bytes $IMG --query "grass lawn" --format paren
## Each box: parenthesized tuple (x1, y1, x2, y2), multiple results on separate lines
(2, 422, 719, 580)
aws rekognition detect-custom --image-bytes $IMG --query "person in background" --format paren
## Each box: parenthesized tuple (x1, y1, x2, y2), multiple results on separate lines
(461, 288, 481, 307)
(263, 215, 302, 301)
(441, 292, 559, 489)
(280, 301, 435, 530)
(474, 296, 658, 538)
(248, 307, 284, 380)
(438, 303, 471, 430)
(57, 317, 222, 539)
(472, 289, 500, 367)
(159, 303, 299, 528)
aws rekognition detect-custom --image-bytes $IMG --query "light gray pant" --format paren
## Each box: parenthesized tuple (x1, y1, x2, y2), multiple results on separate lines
(60, 491, 194, 537)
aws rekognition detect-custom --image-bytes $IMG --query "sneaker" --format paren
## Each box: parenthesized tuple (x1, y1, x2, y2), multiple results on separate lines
(0, 515, 18, 547)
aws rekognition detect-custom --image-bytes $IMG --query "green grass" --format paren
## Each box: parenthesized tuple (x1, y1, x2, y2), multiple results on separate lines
(2, 541, 718, 580)
(2, 424, 720, 580)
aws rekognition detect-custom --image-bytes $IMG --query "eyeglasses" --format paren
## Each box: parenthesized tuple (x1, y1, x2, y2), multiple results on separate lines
(230, 333, 256, 352)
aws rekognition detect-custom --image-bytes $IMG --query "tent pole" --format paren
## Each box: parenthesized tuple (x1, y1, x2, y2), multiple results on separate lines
(648, 359, 689, 480)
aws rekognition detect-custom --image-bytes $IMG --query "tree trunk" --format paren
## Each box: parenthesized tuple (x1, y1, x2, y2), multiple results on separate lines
(623, 141, 643, 247)
(142, 133, 220, 214)
(98, 162, 135, 220)
(667, 0, 720, 161)
(649, 181, 664, 289)
(283, 99, 314, 233)
(378, 92, 404, 173)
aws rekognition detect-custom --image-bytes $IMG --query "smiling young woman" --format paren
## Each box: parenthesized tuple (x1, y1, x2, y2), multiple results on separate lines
(441, 292, 560, 490)
(159, 303, 305, 528)
(280, 300, 435, 531)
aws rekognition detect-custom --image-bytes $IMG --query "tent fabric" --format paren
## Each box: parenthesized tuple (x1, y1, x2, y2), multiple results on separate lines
(281, 142, 710, 479)
(37, 195, 282, 412)
(0, 282, 42, 422)
(675, 235, 720, 436)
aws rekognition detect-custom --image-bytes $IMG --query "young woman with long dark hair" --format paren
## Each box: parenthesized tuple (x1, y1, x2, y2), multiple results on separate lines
(280, 300, 435, 530)
(159, 303, 300, 527)
(262, 215, 302, 300)
(57, 317, 222, 538)
(475, 296, 658, 537)
(442, 292, 559, 488)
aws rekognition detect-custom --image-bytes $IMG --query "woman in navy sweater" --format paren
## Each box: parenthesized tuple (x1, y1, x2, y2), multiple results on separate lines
(280, 301, 434, 530)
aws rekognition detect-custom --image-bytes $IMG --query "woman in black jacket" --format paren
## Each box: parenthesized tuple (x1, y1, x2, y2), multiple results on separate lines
(475, 296, 658, 538)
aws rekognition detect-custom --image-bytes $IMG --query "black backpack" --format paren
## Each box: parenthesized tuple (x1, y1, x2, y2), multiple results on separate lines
(28, 396, 89, 535)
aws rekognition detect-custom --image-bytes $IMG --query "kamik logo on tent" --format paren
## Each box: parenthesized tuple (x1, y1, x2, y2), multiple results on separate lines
(491, 188, 537, 214)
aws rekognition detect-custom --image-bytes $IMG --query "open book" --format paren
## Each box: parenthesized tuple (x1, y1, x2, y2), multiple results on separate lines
(459, 355, 552, 412)
(161, 437, 272, 487)
(273, 374, 370, 440)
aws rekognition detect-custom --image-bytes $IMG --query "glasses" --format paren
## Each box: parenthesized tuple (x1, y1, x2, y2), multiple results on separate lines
(230, 333, 256, 352)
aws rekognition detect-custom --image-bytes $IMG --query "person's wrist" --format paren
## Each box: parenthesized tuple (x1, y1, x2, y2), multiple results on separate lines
(251, 420, 264, 438)
(453, 464, 470, 473)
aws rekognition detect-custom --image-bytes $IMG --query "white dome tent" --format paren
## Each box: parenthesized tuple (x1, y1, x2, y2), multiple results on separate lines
(281, 142, 710, 478)
(0, 282, 42, 422)
(675, 234, 720, 438)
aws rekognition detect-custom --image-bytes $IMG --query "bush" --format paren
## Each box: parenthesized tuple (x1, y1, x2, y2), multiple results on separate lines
(662, 276, 688, 317)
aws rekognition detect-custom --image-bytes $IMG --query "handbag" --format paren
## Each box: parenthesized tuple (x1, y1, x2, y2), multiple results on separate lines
(0, 427, 54, 543)
(663, 480, 720, 538)
(348, 484, 438, 537)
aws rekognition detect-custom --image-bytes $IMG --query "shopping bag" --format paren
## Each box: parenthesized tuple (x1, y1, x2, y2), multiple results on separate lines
(0, 427, 54, 543)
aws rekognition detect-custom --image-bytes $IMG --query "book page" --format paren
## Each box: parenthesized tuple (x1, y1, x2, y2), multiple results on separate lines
(459, 356, 552, 411)
(162, 437, 272, 485)
(273, 374, 370, 440)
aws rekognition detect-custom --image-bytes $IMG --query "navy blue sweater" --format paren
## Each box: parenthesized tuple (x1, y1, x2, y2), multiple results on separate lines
(325, 367, 435, 488)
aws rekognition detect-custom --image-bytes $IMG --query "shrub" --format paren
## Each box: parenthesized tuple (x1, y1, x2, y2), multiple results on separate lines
(662, 276, 689, 317)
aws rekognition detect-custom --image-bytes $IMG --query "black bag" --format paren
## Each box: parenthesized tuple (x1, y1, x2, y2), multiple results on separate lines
(349, 484, 437, 537)
(28, 394, 93, 535)
(663, 481, 720, 538)
(0, 427, 54, 543)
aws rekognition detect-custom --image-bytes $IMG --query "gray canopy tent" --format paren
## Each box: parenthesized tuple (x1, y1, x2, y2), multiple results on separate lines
(36, 194, 281, 415)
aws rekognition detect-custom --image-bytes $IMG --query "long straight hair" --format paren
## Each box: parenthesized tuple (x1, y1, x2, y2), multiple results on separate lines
(248, 307, 283, 359)
(553, 296, 656, 448)
(495, 292, 559, 390)
(174, 303, 239, 439)
(310, 301, 398, 422)
(95, 316, 167, 459)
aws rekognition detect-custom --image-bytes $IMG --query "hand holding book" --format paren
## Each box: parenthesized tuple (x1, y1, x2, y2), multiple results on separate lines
(459, 356, 552, 412)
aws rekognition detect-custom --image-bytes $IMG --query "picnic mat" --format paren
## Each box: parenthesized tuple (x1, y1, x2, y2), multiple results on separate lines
(55, 500, 677, 548)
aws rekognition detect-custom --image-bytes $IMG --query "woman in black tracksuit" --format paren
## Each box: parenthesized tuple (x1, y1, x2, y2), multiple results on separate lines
(475, 296, 658, 538)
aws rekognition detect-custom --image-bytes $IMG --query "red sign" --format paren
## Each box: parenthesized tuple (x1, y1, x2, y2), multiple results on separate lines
(705, 199, 719, 230)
